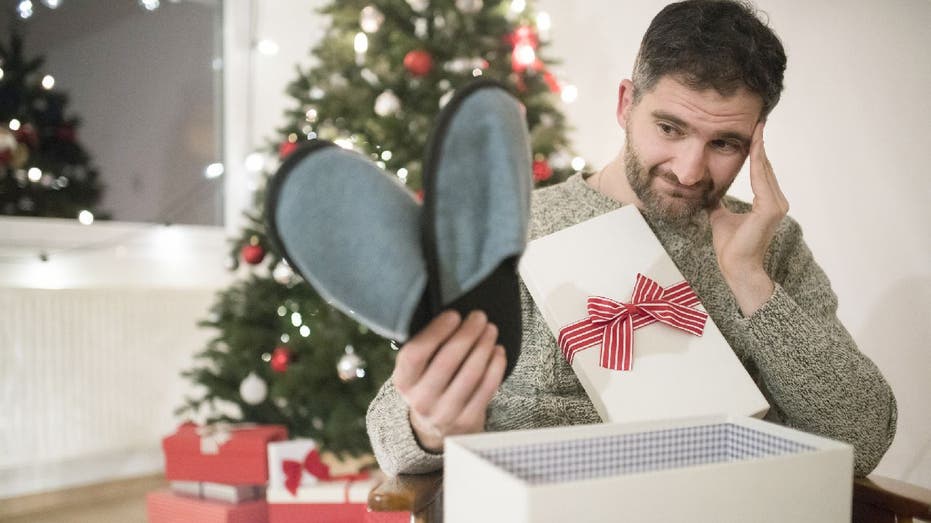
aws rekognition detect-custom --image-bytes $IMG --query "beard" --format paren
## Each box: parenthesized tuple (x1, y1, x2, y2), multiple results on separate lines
(623, 132, 729, 224)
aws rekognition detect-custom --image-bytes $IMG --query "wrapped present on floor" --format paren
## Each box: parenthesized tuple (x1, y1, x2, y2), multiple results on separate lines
(146, 488, 268, 523)
(518, 206, 769, 423)
(266, 439, 403, 523)
(445, 415, 854, 523)
(163, 422, 288, 485)
(170, 480, 266, 503)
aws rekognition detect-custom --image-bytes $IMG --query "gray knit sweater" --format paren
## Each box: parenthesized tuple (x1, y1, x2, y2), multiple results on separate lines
(366, 173, 897, 477)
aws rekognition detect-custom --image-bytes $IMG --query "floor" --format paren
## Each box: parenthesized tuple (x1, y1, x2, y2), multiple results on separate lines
(2, 495, 149, 523)
(0, 475, 162, 523)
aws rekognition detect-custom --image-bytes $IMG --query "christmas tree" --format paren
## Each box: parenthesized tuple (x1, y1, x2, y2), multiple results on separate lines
(0, 32, 106, 220)
(179, 0, 584, 457)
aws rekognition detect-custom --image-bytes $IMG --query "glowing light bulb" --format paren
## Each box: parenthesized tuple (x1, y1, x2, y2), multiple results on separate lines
(354, 33, 369, 54)
(78, 210, 94, 225)
(514, 44, 536, 67)
(204, 162, 224, 179)
(571, 157, 586, 171)
(536, 12, 551, 32)
(299, 325, 311, 337)
(397, 168, 409, 183)
(561, 84, 578, 103)
(510, 0, 526, 14)
(244, 152, 265, 172)
(257, 39, 279, 56)
(9, 119, 21, 131)
(41, 75, 55, 89)
(28, 168, 42, 182)
(381, 150, 392, 161)
(17, 1, 34, 19)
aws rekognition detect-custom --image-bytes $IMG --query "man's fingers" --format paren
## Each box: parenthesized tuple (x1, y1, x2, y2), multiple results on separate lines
(748, 121, 789, 216)
(456, 345, 506, 428)
(437, 322, 500, 417)
(415, 310, 490, 396)
(392, 310, 461, 389)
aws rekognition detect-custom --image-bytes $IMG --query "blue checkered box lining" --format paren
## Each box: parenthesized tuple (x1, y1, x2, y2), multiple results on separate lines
(475, 423, 814, 485)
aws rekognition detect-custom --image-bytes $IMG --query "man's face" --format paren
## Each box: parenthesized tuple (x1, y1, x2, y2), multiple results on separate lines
(617, 76, 763, 221)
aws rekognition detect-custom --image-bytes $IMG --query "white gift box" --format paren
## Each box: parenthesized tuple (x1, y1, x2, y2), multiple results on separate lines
(445, 415, 853, 523)
(266, 477, 380, 504)
(266, 438, 321, 491)
(518, 206, 769, 423)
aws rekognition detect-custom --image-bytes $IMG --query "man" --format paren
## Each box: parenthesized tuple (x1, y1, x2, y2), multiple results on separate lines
(366, 0, 896, 477)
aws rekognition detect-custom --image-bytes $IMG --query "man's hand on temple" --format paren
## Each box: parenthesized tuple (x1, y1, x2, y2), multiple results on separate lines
(392, 310, 506, 452)
(709, 122, 789, 316)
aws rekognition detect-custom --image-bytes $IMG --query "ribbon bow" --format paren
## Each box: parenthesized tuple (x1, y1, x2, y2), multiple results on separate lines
(194, 422, 256, 454)
(283, 448, 369, 497)
(557, 274, 708, 371)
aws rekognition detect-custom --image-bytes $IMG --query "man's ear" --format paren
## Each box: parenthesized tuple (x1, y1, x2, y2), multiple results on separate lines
(616, 79, 636, 130)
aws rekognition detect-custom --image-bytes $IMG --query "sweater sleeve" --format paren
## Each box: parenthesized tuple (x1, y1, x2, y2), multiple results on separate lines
(744, 217, 897, 476)
(365, 378, 444, 475)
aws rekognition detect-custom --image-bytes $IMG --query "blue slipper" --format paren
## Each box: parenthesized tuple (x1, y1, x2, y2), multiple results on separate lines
(267, 141, 430, 342)
(421, 80, 532, 378)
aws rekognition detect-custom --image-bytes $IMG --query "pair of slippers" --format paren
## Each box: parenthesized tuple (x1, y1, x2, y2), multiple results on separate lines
(265, 80, 531, 380)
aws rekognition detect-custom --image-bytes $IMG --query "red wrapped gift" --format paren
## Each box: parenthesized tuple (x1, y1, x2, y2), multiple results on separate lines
(268, 477, 406, 523)
(163, 422, 288, 484)
(146, 489, 267, 523)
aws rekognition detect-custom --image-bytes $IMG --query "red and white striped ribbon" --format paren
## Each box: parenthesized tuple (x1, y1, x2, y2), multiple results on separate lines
(557, 274, 707, 371)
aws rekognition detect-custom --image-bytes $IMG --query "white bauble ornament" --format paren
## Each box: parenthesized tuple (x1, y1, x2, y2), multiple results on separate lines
(374, 90, 401, 117)
(273, 261, 296, 284)
(337, 345, 366, 382)
(455, 0, 482, 13)
(414, 18, 428, 39)
(359, 5, 384, 33)
(239, 372, 268, 405)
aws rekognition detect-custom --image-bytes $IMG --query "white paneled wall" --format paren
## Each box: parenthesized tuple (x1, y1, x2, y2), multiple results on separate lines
(0, 288, 217, 498)
(0, 217, 232, 498)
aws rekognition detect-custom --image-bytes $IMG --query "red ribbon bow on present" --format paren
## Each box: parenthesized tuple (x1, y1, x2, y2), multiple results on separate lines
(282, 448, 369, 496)
(557, 274, 708, 371)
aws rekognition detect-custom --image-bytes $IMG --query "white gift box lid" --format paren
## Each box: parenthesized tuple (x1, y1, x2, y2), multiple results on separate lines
(445, 416, 854, 523)
(518, 206, 769, 422)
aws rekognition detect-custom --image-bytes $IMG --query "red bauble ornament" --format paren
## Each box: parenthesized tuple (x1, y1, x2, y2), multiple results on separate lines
(56, 125, 76, 142)
(279, 140, 298, 159)
(14, 124, 39, 148)
(403, 50, 434, 77)
(532, 159, 553, 182)
(270, 346, 293, 373)
(241, 243, 266, 265)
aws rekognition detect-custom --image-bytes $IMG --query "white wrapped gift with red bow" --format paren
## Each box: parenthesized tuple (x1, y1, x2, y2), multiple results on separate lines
(518, 206, 769, 423)
(266, 439, 401, 523)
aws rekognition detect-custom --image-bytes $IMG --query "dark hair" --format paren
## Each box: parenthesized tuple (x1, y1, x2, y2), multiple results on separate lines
(632, 0, 787, 116)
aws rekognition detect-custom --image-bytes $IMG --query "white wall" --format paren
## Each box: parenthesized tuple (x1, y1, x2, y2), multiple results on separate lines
(224, 0, 931, 487)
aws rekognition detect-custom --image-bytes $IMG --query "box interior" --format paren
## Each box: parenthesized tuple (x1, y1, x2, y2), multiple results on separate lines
(474, 423, 814, 485)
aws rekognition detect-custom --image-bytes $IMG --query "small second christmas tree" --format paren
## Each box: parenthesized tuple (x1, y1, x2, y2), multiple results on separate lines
(0, 33, 106, 220)
(179, 0, 585, 458)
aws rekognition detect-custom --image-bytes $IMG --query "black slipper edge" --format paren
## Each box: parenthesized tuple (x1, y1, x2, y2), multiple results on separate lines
(264, 139, 337, 287)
